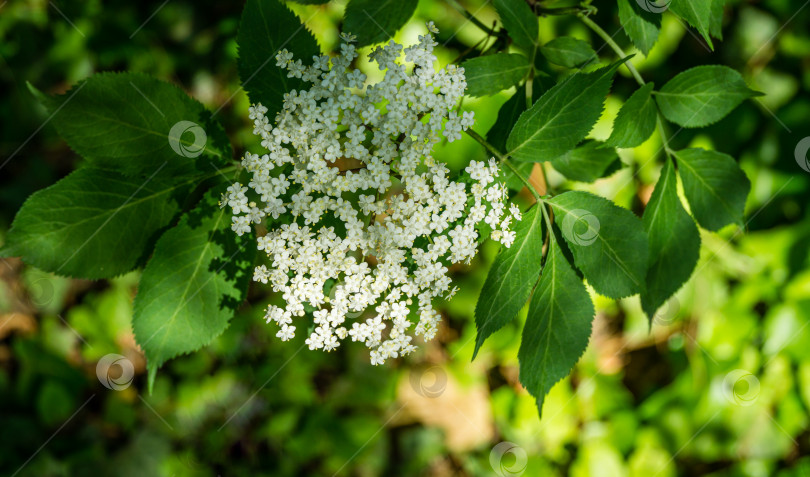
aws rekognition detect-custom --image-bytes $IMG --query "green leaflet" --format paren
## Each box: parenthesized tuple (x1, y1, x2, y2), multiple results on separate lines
(669, 0, 714, 49)
(550, 140, 622, 183)
(540, 37, 597, 69)
(1, 168, 194, 279)
(641, 159, 700, 320)
(493, 0, 539, 54)
(462, 53, 531, 97)
(473, 206, 544, 358)
(617, 0, 661, 56)
(506, 59, 626, 162)
(343, 0, 419, 47)
(606, 83, 658, 148)
(673, 148, 751, 231)
(710, 0, 726, 39)
(548, 191, 649, 299)
(488, 77, 549, 155)
(489, 88, 527, 155)
(656, 65, 760, 128)
(31, 73, 231, 178)
(133, 189, 255, 391)
(238, 0, 320, 118)
(518, 234, 594, 416)
(488, 82, 550, 191)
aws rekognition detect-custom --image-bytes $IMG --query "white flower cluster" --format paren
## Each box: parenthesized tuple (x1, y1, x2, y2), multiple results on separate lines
(225, 27, 520, 365)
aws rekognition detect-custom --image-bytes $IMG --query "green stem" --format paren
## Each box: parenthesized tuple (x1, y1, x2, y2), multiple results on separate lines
(503, 160, 542, 200)
(525, 69, 535, 109)
(465, 128, 505, 161)
(577, 12, 674, 158)
(539, 199, 555, 234)
(578, 14, 645, 85)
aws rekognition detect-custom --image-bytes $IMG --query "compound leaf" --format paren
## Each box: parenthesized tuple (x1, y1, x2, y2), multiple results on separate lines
(606, 82, 657, 148)
(506, 59, 625, 162)
(473, 206, 544, 358)
(493, 0, 539, 54)
(2, 168, 194, 279)
(238, 0, 320, 117)
(550, 140, 622, 182)
(540, 37, 597, 68)
(673, 148, 750, 231)
(617, 0, 661, 56)
(462, 53, 531, 97)
(133, 189, 255, 391)
(31, 73, 231, 178)
(343, 0, 419, 47)
(656, 65, 760, 128)
(641, 159, 700, 320)
(548, 191, 649, 298)
(518, 236, 594, 415)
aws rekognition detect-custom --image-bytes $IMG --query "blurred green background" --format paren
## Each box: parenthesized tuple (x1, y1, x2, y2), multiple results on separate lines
(1, 0, 810, 475)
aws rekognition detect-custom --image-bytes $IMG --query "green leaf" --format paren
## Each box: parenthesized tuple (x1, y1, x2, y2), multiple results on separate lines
(473, 206, 544, 358)
(518, 236, 594, 415)
(709, 0, 726, 40)
(3, 168, 194, 279)
(548, 191, 649, 298)
(238, 0, 320, 118)
(540, 37, 597, 69)
(606, 82, 657, 148)
(617, 0, 661, 56)
(487, 77, 549, 154)
(673, 148, 751, 231)
(486, 88, 537, 192)
(288, 0, 329, 3)
(656, 65, 760, 128)
(669, 0, 714, 49)
(506, 59, 625, 162)
(550, 140, 622, 182)
(462, 54, 531, 97)
(343, 0, 419, 47)
(493, 0, 539, 54)
(133, 189, 255, 391)
(488, 89, 526, 154)
(640, 159, 700, 319)
(34, 73, 231, 178)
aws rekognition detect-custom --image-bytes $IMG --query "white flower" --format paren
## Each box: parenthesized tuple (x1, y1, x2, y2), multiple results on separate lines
(277, 324, 296, 341)
(228, 28, 519, 365)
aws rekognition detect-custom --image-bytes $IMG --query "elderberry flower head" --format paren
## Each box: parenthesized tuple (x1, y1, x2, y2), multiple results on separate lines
(226, 26, 520, 365)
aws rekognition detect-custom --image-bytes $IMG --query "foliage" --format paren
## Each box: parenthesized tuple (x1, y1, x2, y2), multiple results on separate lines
(1, 0, 809, 475)
(0, 0, 761, 409)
